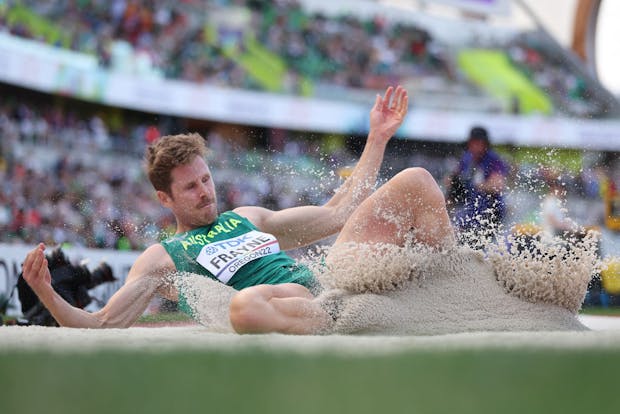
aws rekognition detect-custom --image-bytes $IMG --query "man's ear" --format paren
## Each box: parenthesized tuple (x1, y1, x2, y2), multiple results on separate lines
(157, 190, 172, 207)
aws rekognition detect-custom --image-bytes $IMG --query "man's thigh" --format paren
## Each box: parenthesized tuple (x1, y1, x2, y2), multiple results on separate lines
(336, 168, 454, 247)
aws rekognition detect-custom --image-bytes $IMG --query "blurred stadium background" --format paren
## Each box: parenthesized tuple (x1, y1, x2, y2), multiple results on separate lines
(4, 2, 620, 414)
(2, 0, 620, 317)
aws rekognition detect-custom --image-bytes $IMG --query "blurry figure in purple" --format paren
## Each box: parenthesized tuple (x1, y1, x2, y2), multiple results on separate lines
(447, 126, 508, 236)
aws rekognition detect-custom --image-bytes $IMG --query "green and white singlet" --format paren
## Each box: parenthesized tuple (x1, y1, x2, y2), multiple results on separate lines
(161, 211, 316, 314)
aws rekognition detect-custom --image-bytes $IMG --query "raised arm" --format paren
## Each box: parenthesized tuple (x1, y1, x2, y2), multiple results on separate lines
(236, 85, 409, 249)
(326, 85, 409, 209)
(21, 243, 174, 328)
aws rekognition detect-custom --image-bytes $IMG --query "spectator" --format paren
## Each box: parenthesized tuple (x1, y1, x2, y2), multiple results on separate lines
(0, 91, 349, 249)
(446, 126, 508, 236)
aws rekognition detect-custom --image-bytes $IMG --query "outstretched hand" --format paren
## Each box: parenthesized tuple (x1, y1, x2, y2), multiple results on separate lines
(22, 243, 52, 293)
(369, 85, 409, 144)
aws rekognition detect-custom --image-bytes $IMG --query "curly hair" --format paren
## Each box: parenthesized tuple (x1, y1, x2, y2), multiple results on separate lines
(145, 133, 209, 194)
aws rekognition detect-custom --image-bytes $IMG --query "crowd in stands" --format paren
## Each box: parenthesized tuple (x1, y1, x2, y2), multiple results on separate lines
(251, 1, 453, 91)
(0, 91, 355, 250)
(0, 0, 607, 117)
(0, 89, 615, 251)
(505, 33, 603, 118)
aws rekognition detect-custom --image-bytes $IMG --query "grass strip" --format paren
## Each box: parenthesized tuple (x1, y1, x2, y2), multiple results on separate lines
(1, 348, 619, 414)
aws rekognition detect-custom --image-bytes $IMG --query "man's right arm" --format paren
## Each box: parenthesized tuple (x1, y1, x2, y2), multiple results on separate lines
(21, 243, 174, 328)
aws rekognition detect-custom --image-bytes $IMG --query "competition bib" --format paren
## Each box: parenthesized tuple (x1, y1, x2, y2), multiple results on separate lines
(195, 230, 281, 284)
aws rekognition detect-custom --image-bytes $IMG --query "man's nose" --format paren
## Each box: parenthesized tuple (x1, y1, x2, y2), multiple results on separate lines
(198, 181, 211, 196)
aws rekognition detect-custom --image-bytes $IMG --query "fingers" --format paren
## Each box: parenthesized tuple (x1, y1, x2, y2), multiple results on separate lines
(397, 89, 409, 115)
(381, 86, 394, 111)
(23, 243, 48, 283)
(381, 85, 408, 113)
(389, 85, 401, 109)
(372, 93, 382, 112)
(23, 248, 38, 278)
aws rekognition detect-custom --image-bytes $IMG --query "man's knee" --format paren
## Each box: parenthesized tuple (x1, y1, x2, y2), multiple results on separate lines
(229, 287, 267, 333)
(395, 167, 434, 185)
(392, 168, 444, 200)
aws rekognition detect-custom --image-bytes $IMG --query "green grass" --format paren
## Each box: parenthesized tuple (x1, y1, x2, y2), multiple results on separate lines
(580, 306, 620, 316)
(1, 348, 619, 414)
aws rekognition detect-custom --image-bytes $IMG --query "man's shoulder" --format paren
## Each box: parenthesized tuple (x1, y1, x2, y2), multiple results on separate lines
(232, 206, 267, 228)
(126, 243, 175, 283)
(144, 243, 168, 254)
(140, 243, 174, 268)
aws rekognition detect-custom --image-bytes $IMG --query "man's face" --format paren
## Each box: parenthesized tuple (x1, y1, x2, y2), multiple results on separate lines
(158, 155, 218, 232)
(467, 138, 487, 161)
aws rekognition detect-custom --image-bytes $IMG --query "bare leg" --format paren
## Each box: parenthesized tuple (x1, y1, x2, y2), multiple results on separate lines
(229, 168, 453, 335)
(335, 167, 455, 247)
(229, 283, 332, 334)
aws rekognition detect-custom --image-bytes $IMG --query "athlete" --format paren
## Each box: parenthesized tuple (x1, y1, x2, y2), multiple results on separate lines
(21, 85, 455, 334)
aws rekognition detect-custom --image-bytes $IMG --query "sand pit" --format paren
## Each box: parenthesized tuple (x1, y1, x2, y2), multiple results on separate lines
(1, 227, 606, 353)
(1, 316, 620, 354)
(312, 244, 593, 335)
(171, 237, 599, 338)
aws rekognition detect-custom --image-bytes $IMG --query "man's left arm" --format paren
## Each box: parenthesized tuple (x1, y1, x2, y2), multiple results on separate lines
(235, 85, 409, 250)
